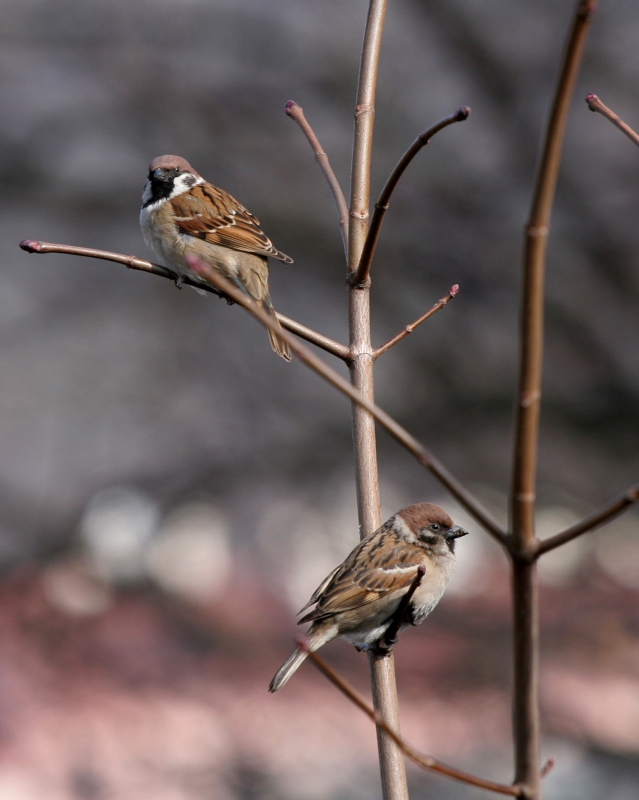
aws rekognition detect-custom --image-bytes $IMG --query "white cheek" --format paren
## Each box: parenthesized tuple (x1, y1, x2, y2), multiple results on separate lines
(170, 174, 204, 197)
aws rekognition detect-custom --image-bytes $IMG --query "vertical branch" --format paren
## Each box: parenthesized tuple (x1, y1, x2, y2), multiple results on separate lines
(510, 2, 597, 797)
(347, 3, 409, 800)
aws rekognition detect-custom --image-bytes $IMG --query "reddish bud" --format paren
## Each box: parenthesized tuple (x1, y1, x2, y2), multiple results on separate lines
(285, 100, 300, 116)
(456, 106, 471, 120)
(540, 758, 555, 778)
(185, 253, 205, 274)
(585, 93, 599, 111)
(19, 239, 41, 253)
(449, 284, 460, 296)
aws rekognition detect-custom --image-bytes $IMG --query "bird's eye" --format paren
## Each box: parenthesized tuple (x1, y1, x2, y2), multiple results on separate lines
(430, 523, 441, 532)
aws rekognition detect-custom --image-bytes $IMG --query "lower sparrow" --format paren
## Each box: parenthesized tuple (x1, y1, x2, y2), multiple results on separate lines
(269, 502, 468, 692)
(140, 155, 293, 360)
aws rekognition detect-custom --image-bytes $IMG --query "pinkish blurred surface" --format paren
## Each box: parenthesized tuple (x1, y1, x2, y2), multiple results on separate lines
(0, 559, 637, 800)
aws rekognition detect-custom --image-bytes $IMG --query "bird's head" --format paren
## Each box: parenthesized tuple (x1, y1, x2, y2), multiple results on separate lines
(142, 155, 202, 207)
(397, 502, 469, 554)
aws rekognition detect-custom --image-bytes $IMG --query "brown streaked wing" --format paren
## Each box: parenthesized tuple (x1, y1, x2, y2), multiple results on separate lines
(299, 532, 423, 623)
(171, 184, 293, 263)
(297, 564, 341, 616)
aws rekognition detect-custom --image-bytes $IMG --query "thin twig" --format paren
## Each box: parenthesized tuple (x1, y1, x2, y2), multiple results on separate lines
(372, 565, 425, 655)
(186, 254, 508, 545)
(536, 483, 639, 556)
(586, 93, 639, 148)
(510, 1, 598, 795)
(19, 240, 349, 361)
(285, 101, 349, 257)
(303, 648, 525, 797)
(273, 313, 349, 361)
(350, 108, 470, 288)
(374, 285, 459, 359)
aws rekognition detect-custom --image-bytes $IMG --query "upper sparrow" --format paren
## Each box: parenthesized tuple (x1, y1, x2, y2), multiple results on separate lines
(269, 502, 468, 692)
(140, 155, 293, 360)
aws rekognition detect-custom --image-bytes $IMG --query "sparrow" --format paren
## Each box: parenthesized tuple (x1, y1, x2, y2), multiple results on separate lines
(269, 502, 468, 692)
(140, 154, 293, 360)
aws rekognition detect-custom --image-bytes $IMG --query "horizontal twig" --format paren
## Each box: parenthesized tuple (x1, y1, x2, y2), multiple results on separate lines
(303, 647, 524, 797)
(19, 239, 349, 361)
(535, 482, 639, 556)
(276, 313, 350, 360)
(586, 93, 639, 148)
(374, 285, 459, 359)
(186, 254, 508, 545)
(286, 100, 349, 258)
(350, 107, 470, 287)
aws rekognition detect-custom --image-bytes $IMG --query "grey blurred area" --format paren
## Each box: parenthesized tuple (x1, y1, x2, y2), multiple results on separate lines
(0, 0, 638, 798)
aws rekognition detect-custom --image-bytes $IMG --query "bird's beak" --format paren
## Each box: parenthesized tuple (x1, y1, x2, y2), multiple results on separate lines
(446, 525, 469, 540)
(152, 168, 170, 182)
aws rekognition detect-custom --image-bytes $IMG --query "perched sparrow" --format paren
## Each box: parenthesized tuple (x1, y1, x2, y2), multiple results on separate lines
(140, 155, 293, 360)
(269, 502, 468, 692)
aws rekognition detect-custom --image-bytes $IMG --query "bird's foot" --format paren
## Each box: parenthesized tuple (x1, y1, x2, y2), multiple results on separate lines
(174, 273, 184, 289)
(370, 635, 397, 657)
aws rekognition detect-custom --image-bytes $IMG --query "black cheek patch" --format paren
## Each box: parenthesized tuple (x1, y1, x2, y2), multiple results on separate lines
(182, 175, 197, 187)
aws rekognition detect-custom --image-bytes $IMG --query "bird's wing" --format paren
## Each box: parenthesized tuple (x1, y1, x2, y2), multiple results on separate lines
(297, 565, 341, 615)
(298, 529, 424, 623)
(170, 183, 293, 263)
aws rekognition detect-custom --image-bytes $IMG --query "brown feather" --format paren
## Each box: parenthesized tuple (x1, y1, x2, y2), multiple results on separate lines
(298, 525, 425, 623)
(170, 184, 293, 263)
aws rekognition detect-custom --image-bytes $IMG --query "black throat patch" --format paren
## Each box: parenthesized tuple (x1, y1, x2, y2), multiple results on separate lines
(143, 172, 176, 208)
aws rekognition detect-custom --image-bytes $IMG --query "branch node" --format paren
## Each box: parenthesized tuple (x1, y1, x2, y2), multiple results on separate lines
(355, 103, 374, 118)
(350, 210, 369, 221)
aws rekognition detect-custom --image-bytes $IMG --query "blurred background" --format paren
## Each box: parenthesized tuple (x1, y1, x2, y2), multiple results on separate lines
(0, 0, 638, 797)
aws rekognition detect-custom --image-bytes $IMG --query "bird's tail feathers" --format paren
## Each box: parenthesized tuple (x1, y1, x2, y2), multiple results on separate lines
(262, 297, 291, 362)
(269, 646, 308, 692)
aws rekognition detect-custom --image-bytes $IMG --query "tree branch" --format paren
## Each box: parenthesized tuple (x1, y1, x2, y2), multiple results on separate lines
(303, 648, 525, 797)
(186, 254, 508, 545)
(373, 284, 459, 359)
(510, 2, 598, 794)
(586, 93, 639, 149)
(347, 5, 406, 798)
(350, 107, 470, 288)
(535, 482, 639, 556)
(19, 239, 349, 361)
(285, 100, 349, 257)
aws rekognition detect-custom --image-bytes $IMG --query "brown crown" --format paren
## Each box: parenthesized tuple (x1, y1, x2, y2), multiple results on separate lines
(397, 502, 454, 532)
(148, 155, 201, 177)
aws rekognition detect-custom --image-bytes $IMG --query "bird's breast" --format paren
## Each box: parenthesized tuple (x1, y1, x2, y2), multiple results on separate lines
(409, 557, 454, 622)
